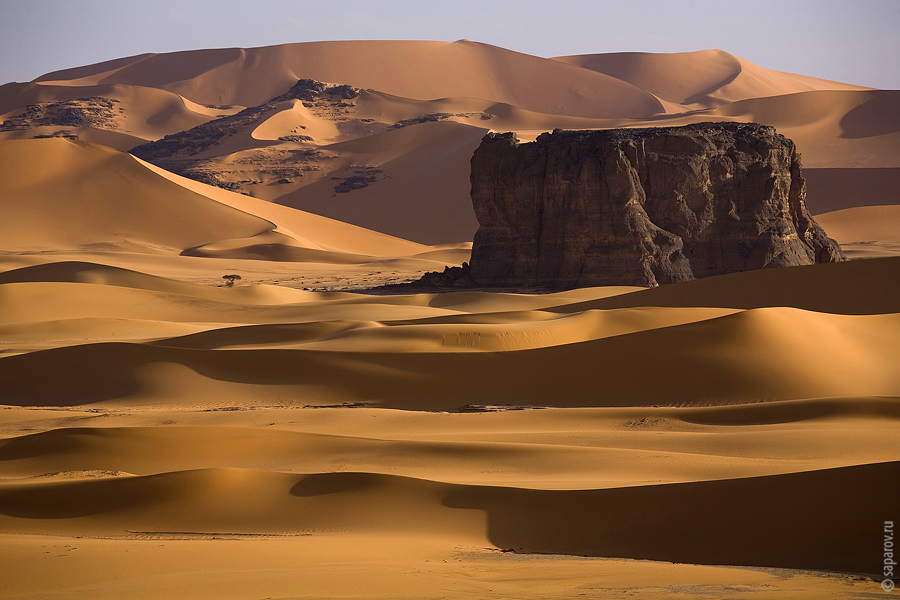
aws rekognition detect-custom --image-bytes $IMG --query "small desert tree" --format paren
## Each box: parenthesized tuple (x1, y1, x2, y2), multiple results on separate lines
(222, 274, 242, 287)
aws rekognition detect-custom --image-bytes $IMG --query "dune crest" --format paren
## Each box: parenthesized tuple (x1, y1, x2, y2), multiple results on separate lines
(552, 49, 870, 107)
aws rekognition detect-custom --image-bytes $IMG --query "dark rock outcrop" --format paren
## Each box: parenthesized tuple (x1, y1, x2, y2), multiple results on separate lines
(468, 123, 845, 288)
(412, 262, 474, 288)
(0, 97, 120, 132)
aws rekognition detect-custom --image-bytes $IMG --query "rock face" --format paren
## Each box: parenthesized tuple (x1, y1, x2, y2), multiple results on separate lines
(468, 123, 845, 288)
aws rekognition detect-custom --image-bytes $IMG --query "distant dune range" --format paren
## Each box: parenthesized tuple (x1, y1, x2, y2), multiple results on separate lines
(1, 41, 898, 598)
(1, 40, 897, 243)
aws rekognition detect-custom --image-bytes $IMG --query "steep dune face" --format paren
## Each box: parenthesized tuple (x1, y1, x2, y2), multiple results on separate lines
(0, 138, 270, 252)
(0, 138, 430, 260)
(547, 256, 900, 314)
(816, 205, 900, 245)
(553, 49, 870, 108)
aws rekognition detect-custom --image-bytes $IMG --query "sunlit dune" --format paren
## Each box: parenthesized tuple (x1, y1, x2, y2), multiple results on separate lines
(553, 49, 870, 108)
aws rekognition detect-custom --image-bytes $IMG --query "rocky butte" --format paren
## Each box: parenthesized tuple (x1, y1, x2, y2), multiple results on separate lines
(466, 122, 845, 288)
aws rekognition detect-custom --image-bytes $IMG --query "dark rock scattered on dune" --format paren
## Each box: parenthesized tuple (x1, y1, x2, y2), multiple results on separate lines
(130, 80, 358, 162)
(128, 79, 363, 194)
(332, 166, 384, 194)
(0, 97, 120, 132)
(388, 112, 493, 129)
(466, 122, 845, 289)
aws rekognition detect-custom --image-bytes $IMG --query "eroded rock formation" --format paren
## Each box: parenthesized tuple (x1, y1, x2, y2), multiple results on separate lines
(468, 123, 844, 288)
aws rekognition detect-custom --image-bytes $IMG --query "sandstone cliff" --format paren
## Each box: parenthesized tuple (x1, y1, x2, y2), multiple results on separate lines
(468, 123, 845, 288)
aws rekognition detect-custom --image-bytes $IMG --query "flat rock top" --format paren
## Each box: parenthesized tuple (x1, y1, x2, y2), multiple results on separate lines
(487, 121, 781, 147)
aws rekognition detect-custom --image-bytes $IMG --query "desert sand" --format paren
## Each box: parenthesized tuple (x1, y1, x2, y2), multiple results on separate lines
(1, 41, 898, 599)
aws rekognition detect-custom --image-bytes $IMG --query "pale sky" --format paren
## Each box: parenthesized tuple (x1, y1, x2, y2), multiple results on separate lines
(1, 0, 898, 89)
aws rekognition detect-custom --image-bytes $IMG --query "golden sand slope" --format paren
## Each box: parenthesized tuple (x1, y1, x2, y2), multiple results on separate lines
(0, 138, 427, 257)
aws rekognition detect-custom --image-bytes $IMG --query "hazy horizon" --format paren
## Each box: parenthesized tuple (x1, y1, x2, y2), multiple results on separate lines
(1, 0, 899, 89)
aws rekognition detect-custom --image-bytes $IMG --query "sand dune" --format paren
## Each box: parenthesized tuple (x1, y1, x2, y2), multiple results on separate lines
(0, 138, 464, 297)
(553, 49, 869, 108)
(0, 81, 234, 149)
(446, 460, 899, 573)
(0, 261, 318, 304)
(815, 205, 900, 259)
(35, 40, 665, 119)
(4, 306, 897, 409)
(2, 395, 898, 486)
(2, 386, 898, 577)
(0, 138, 267, 253)
(0, 138, 437, 260)
(816, 205, 900, 243)
(2, 258, 899, 409)
(708, 89, 900, 168)
(0, 459, 895, 573)
(549, 257, 900, 315)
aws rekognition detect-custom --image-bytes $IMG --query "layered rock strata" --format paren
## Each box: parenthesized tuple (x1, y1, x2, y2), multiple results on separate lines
(468, 123, 844, 288)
